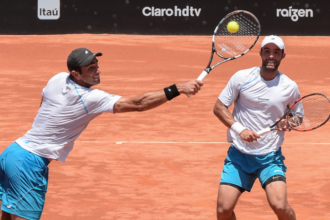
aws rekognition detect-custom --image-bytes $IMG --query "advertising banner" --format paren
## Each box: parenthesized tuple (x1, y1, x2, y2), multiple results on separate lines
(0, 0, 328, 35)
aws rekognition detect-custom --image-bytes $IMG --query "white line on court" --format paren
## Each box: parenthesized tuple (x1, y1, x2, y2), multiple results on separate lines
(113, 141, 329, 145)
(114, 141, 230, 144)
(0, 141, 329, 145)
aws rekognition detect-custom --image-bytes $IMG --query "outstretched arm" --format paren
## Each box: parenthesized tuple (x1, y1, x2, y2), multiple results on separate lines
(114, 80, 203, 113)
(213, 99, 260, 142)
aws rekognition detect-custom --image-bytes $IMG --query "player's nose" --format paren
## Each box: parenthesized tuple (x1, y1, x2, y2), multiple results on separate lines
(268, 53, 275, 59)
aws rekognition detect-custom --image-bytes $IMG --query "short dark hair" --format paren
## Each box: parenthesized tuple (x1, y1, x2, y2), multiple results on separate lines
(69, 67, 82, 80)
(71, 66, 82, 74)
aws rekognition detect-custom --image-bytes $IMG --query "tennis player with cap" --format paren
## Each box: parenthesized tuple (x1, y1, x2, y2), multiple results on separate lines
(214, 36, 300, 220)
(0, 48, 203, 220)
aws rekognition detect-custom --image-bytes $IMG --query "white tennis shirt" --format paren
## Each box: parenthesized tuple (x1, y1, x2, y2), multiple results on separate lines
(16, 72, 121, 162)
(219, 67, 301, 155)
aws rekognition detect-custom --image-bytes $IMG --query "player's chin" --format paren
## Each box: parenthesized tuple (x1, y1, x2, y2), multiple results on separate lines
(93, 78, 101, 85)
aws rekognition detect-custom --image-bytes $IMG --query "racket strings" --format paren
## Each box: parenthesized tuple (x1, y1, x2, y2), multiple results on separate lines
(214, 12, 260, 58)
(290, 95, 330, 130)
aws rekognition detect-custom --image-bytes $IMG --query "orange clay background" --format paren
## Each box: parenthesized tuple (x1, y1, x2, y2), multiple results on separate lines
(0, 35, 330, 220)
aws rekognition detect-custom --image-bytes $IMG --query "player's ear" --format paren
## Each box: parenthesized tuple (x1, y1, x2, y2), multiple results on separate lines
(281, 52, 286, 60)
(71, 70, 81, 80)
(259, 49, 262, 57)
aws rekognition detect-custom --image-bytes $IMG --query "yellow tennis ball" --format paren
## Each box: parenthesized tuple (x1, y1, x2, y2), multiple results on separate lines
(227, 21, 239, 33)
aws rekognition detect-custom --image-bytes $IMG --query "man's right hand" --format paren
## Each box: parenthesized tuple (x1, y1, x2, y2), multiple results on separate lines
(176, 80, 203, 96)
(240, 130, 260, 143)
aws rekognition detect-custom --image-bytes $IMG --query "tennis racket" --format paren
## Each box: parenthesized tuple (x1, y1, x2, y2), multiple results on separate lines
(197, 10, 261, 81)
(257, 93, 330, 136)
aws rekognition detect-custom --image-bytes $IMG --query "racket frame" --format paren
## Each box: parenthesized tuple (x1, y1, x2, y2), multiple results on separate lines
(198, 10, 261, 81)
(288, 93, 330, 132)
(257, 93, 330, 135)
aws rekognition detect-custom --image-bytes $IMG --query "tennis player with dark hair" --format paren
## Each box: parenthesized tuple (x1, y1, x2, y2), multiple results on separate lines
(0, 48, 203, 220)
(214, 36, 299, 220)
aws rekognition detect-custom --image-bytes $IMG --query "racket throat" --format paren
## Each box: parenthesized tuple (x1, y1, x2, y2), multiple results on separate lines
(197, 69, 210, 81)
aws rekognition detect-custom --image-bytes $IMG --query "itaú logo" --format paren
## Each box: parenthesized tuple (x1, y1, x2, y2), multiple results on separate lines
(142, 6, 202, 17)
(38, 0, 60, 20)
(276, 7, 313, 22)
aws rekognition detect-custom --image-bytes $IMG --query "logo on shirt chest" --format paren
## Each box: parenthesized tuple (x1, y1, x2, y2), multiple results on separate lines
(258, 97, 270, 101)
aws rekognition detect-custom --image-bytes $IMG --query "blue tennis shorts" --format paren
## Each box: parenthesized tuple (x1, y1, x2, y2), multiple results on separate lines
(0, 142, 50, 220)
(220, 145, 287, 192)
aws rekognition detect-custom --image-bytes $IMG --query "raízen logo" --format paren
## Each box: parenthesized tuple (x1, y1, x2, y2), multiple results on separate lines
(277, 6, 313, 22)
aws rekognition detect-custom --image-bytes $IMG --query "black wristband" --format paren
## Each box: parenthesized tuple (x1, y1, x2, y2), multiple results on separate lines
(164, 84, 180, 101)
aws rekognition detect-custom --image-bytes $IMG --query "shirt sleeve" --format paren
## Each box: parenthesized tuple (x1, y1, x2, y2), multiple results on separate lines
(218, 72, 241, 107)
(292, 82, 301, 101)
(289, 82, 303, 117)
(42, 72, 69, 96)
(85, 89, 122, 114)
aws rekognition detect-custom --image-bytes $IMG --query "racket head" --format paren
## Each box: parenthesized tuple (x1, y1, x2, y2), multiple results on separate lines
(288, 93, 330, 131)
(213, 10, 261, 59)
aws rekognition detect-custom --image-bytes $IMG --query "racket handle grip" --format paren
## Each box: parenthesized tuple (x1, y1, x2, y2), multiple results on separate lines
(256, 127, 271, 136)
(197, 70, 208, 81)
(187, 70, 208, 97)
(187, 70, 209, 97)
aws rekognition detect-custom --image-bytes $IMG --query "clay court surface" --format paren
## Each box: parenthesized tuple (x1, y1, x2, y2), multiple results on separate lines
(0, 34, 330, 220)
